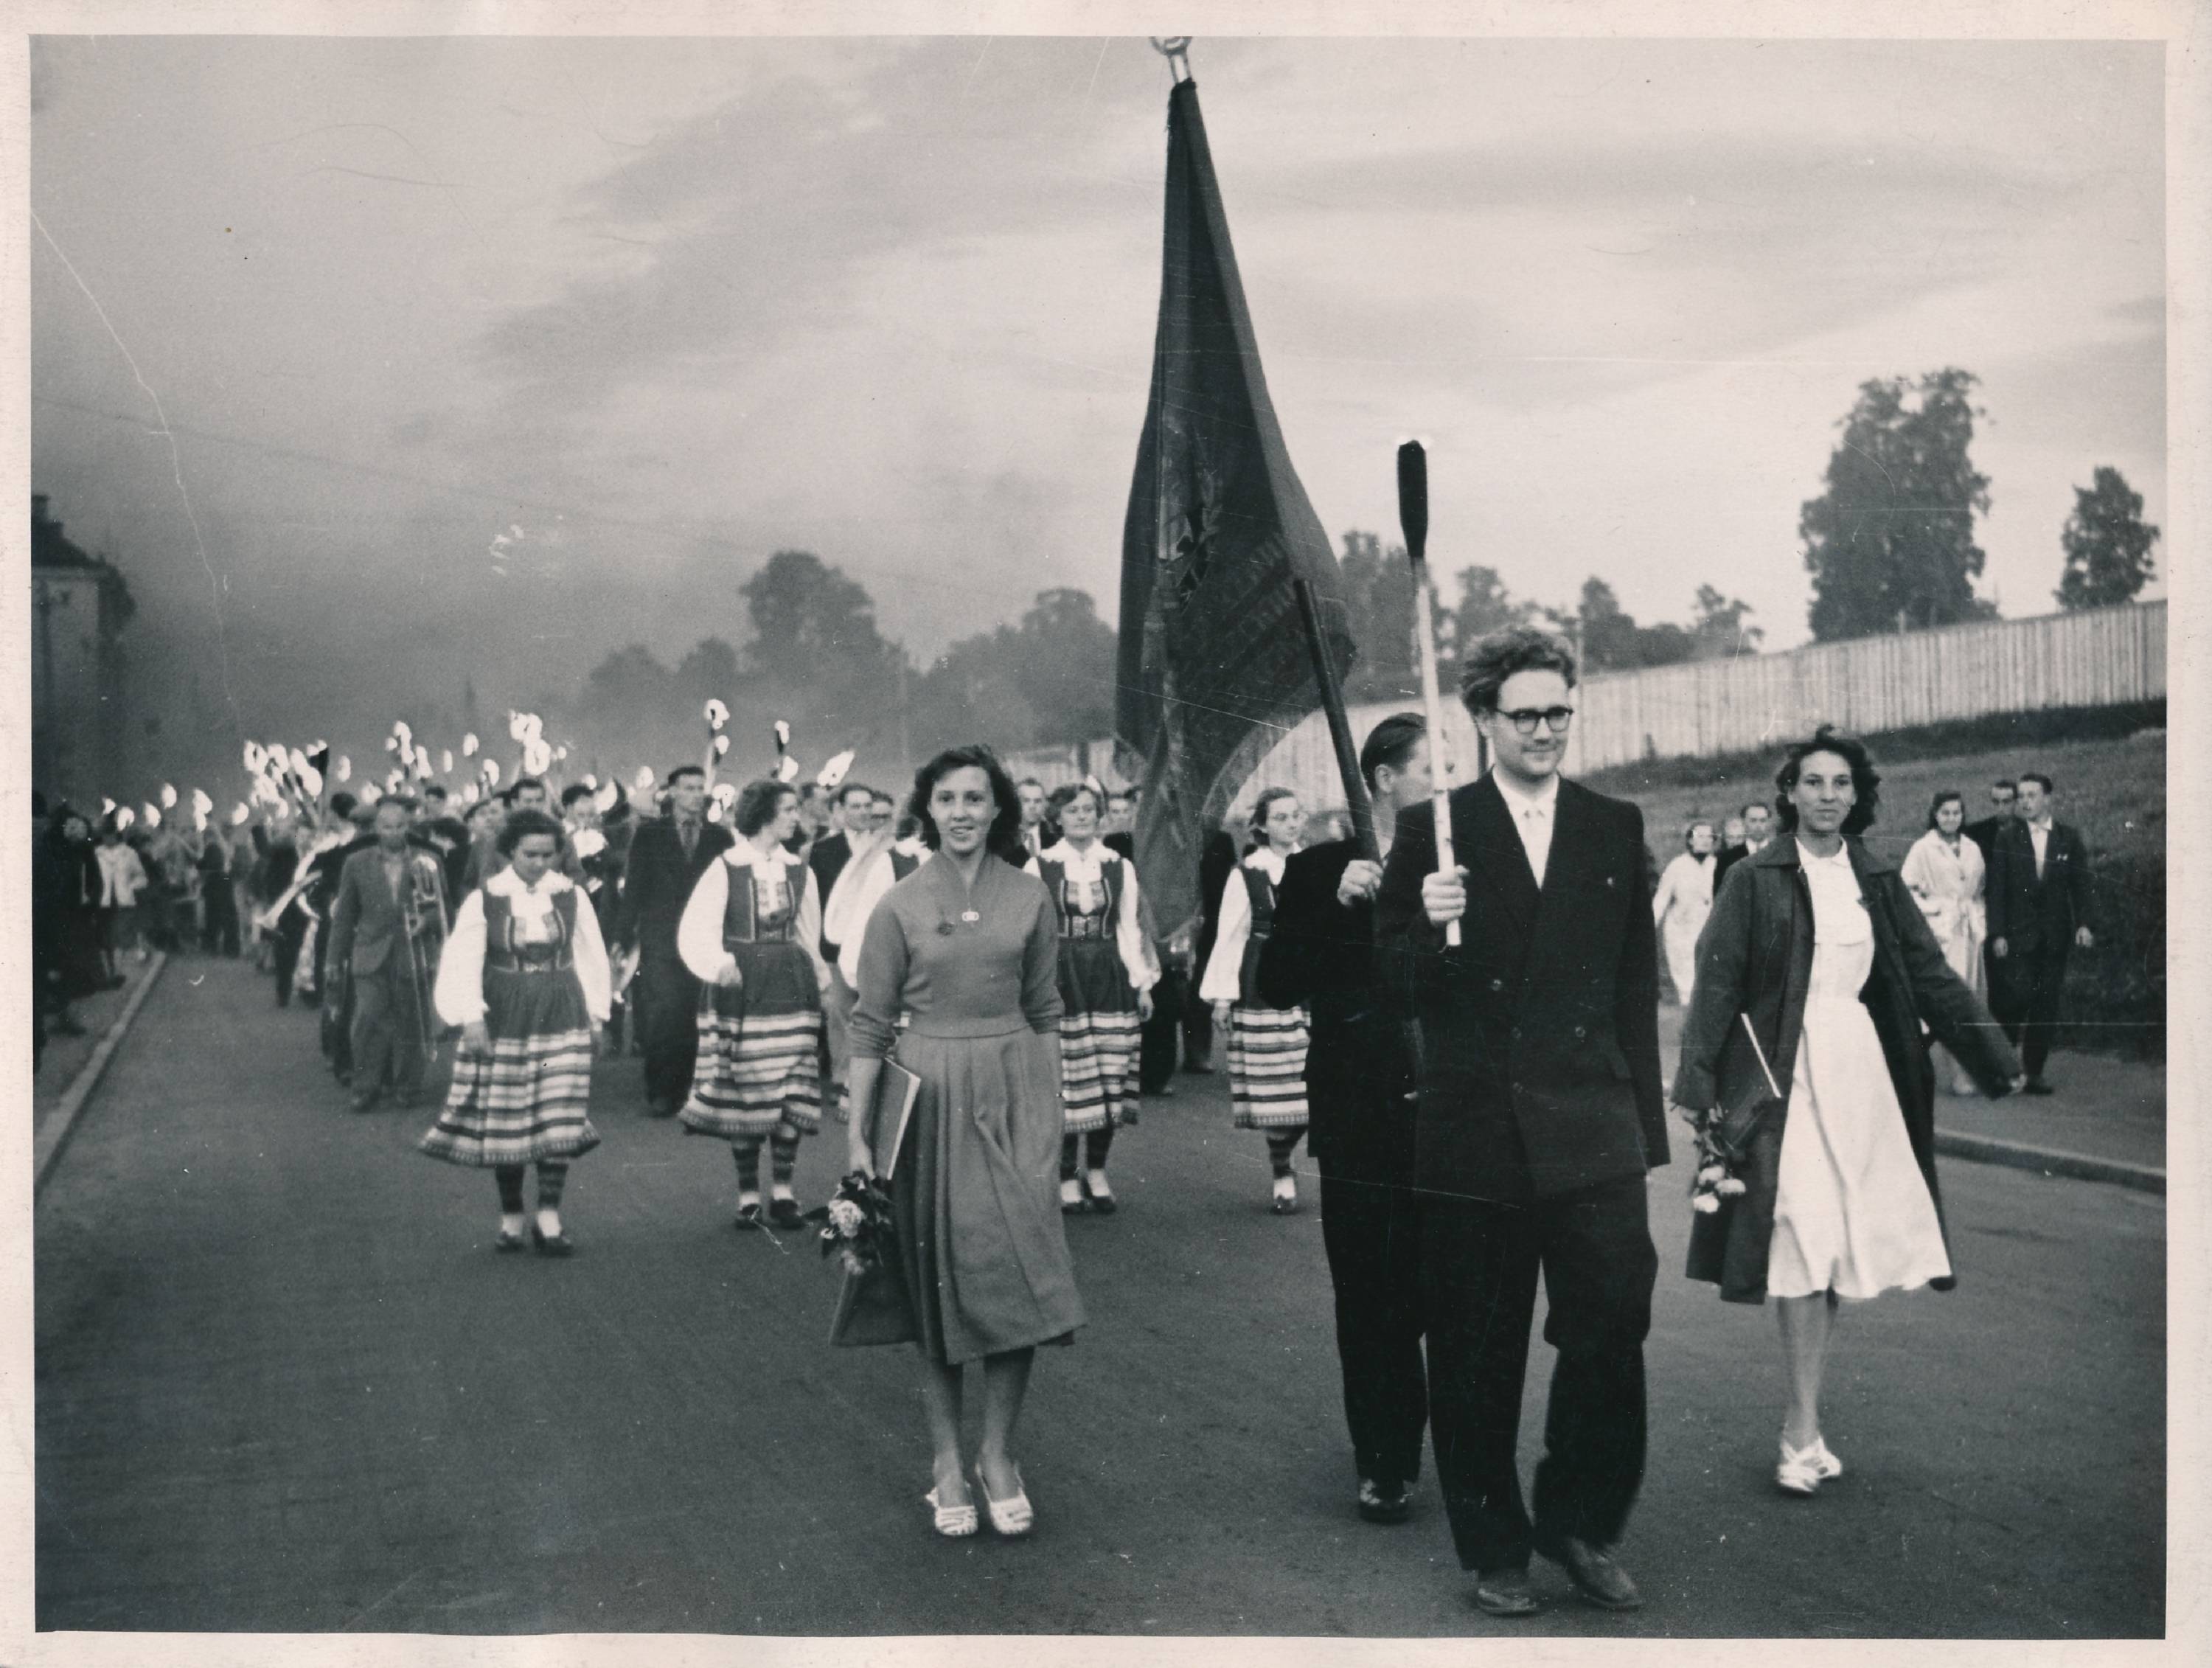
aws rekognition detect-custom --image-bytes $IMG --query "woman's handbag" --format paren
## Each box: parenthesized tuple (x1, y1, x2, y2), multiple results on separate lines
(1710, 1012, 1788, 1163)
(827, 1055, 924, 1348)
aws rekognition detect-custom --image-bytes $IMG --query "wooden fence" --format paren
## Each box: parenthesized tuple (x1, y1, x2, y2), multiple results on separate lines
(1006, 600, 2167, 817)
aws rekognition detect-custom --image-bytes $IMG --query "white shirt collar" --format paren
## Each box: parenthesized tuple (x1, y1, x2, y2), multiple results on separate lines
(724, 839, 801, 871)
(1244, 845, 1287, 881)
(1795, 838, 1853, 869)
(1492, 769, 1560, 816)
(486, 866, 571, 899)
(1040, 838, 1116, 877)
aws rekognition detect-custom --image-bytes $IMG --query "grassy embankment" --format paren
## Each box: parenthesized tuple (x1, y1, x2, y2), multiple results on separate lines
(1588, 722, 2166, 1059)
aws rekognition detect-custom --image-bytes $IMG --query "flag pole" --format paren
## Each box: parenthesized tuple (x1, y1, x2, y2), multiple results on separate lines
(1397, 440, 1460, 948)
(1292, 579, 1380, 866)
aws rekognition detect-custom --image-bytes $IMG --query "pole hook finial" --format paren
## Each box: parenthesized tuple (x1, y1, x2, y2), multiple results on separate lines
(1150, 37, 1193, 82)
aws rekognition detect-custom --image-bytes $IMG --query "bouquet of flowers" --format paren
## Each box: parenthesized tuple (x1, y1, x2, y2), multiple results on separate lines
(1688, 1013, 1784, 1214)
(805, 1171, 897, 1278)
(1688, 1118, 1750, 1214)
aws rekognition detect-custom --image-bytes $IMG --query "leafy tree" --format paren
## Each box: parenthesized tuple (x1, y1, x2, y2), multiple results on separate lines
(1008, 588, 1119, 746)
(2056, 466, 2160, 610)
(1332, 530, 1420, 701)
(1448, 564, 1537, 660)
(674, 637, 742, 709)
(740, 550, 897, 687)
(1801, 367, 1996, 639)
(1688, 585, 1763, 659)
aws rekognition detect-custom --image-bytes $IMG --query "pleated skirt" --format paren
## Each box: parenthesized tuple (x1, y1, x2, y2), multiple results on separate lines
(833, 1026, 1085, 1364)
(1057, 936, 1140, 1136)
(1225, 1002, 1310, 1130)
(420, 967, 600, 1168)
(682, 939, 824, 1139)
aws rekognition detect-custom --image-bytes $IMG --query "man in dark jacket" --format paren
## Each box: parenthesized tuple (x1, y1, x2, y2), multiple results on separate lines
(1259, 712, 1431, 1529)
(614, 765, 734, 1116)
(1378, 629, 1666, 1619)
(1984, 771, 2094, 1093)
(808, 782, 874, 1108)
(1962, 777, 2017, 866)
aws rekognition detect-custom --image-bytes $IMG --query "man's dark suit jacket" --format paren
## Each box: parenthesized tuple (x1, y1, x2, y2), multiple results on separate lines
(1986, 817, 2093, 953)
(615, 816, 734, 958)
(1257, 838, 1416, 1172)
(1377, 774, 1666, 1203)
(1964, 814, 2009, 868)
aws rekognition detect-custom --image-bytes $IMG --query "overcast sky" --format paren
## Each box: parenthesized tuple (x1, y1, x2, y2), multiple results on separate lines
(30, 34, 2165, 776)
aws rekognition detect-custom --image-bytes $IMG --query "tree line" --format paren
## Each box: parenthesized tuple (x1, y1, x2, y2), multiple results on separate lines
(544, 363, 2160, 776)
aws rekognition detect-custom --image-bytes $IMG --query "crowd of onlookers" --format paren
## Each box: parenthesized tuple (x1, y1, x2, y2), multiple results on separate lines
(29, 790, 279, 1071)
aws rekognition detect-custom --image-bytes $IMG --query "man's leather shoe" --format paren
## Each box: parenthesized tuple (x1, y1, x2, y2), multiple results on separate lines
(1472, 1568, 1540, 1617)
(1357, 1478, 1411, 1524)
(1538, 1535, 1644, 1610)
(644, 1097, 677, 1118)
(2022, 1078, 2056, 1095)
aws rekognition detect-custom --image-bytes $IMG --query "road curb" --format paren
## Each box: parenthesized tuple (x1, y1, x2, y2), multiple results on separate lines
(35, 951, 168, 1196)
(1935, 1126, 2164, 1195)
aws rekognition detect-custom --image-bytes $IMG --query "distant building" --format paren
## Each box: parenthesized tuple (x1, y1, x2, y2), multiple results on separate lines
(31, 494, 133, 809)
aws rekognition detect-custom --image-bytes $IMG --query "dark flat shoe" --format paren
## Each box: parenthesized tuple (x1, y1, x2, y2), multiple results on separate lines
(768, 1197, 804, 1229)
(1472, 1568, 1540, 1617)
(733, 1203, 764, 1232)
(529, 1223, 574, 1257)
(1537, 1535, 1643, 1610)
(2022, 1078, 2056, 1095)
(493, 1230, 528, 1254)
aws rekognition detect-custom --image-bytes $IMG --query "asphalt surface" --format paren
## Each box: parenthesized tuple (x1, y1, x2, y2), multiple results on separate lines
(35, 957, 2165, 1637)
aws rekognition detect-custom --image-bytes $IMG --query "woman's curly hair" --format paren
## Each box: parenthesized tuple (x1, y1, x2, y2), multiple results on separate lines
(1773, 724, 1881, 836)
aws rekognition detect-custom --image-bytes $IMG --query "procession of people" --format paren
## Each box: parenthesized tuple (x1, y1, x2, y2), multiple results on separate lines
(33, 619, 2093, 1621)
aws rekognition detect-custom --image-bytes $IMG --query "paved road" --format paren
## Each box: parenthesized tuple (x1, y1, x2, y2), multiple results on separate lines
(36, 959, 2164, 1636)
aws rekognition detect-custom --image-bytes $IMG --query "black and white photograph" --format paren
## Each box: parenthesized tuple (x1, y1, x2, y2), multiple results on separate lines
(15, 1, 2207, 1657)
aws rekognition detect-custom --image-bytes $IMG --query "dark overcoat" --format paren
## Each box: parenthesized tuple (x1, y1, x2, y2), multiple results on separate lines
(1669, 835, 2020, 1303)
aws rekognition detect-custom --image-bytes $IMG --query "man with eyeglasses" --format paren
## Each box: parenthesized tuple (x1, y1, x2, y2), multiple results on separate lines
(1377, 627, 1666, 1620)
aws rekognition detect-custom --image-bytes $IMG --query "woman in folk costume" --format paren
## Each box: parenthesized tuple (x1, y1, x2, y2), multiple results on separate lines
(422, 809, 610, 1256)
(1652, 818, 1718, 1006)
(1027, 780, 1158, 1216)
(1200, 788, 1312, 1214)
(1670, 729, 2021, 1495)
(677, 778, 832, 1232)
(840, 746, 1082, 1540)
(1899, 790, 1990, 1096)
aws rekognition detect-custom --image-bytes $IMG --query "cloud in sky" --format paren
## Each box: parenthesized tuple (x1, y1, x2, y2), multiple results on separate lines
(30, 32, 2163, 788)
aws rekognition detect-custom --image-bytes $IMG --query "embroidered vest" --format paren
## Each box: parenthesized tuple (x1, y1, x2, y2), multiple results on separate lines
(1038, 853, 1121, 944)
(723, 860, 798, 947)
(1238, 863, 1280, 998)
(485, 886, 576, 973)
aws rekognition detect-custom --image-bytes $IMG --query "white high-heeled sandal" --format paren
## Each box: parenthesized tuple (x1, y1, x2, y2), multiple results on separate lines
(973, 1461, 1034, 1536)
(923, 1484, 978, 1537)
(1776, 1435, 1841, 1495)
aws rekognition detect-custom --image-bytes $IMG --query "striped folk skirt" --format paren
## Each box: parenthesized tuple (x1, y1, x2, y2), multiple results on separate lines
(420, 966, 600, 1167)
(681, 939, 824, 1139)
(1225, 1002, 1310, 1131)
(1057, 936, 1140, 1136)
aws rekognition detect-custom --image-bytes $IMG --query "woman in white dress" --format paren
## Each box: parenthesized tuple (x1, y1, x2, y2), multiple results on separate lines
(1900, 791, 1989, 1095)
(1651, 820, 1718, 1006)
(1669, 729, 2022, 1495)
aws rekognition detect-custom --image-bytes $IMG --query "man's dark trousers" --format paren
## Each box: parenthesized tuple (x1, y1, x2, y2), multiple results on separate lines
(1992, 940, 2069, 1080)
(1422, 1175, 1655, 1573)
(1319, 1140, 1427, 1493)
(635, 953, 702, 1108)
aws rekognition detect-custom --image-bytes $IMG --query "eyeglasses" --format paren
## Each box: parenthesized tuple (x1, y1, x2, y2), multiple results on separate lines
(1494, 706, 1576, 737)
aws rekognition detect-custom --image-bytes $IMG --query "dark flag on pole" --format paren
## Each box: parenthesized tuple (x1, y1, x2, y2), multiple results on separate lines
(1117, 74, 1357, 938)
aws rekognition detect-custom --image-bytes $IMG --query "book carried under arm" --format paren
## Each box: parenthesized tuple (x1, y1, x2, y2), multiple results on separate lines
(865, 1057, 922, 1179)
